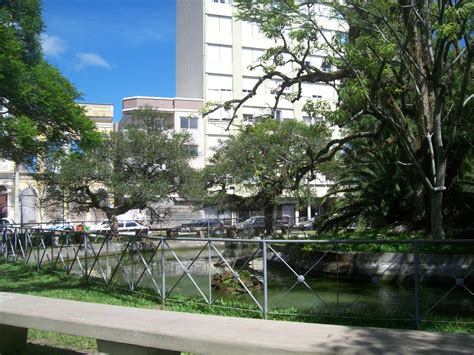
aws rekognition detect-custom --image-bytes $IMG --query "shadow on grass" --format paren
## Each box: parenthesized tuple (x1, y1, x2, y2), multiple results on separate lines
(0, 263, 161, 308)
(22, 343, 86, 355)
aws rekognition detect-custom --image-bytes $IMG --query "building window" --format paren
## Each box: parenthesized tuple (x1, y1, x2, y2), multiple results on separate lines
(303, 116, 324, 125)
(180, 116, 198, 129)
(334, 31, 348, 45)
(274, 110, 282, 121)
(184, 145, 199, 157)
(207, 15, 232, 34)
(243, 114, 255, 123)
(321, 58, 332, 72)
(207, 44, 232, 66)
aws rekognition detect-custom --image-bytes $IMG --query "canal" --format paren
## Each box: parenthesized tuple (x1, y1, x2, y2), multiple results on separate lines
(69, 241, 473, 323)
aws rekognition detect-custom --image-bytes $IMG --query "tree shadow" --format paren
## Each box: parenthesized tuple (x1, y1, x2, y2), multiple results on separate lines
(21, 343, 87, 354)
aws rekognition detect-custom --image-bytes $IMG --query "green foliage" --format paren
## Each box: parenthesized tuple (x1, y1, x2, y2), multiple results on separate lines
(0, 0, 98, 164)
(37, 107, 195, 222)
(319, 127, 422, 230)
(231, 0, 473, 239)
(198, 119, 332, 227)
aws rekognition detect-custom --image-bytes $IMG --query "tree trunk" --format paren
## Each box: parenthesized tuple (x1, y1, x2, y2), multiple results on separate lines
(107, 213, 119, 235)
(264, 203, 274, 237)
(430, 190, 445, 239)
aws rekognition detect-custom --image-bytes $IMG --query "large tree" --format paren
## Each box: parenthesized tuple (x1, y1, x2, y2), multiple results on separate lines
(202, 118, 332, 235)
(37, 107, 195, 232)
(211, 0, 473, 239)
(0, 0, 98, 165)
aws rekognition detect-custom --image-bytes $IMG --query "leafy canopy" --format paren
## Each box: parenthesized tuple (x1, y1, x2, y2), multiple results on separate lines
(216, 0, 473, 238)
(37, 107, 196, 222)
(0, 0, 99, 164)
(201, 118, 332, 232)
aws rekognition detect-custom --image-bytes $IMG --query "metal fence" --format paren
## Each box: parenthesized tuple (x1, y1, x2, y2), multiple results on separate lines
(1, 227, 472, 329)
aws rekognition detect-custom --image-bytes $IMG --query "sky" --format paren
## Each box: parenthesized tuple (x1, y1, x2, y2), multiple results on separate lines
(41, 0, 176, 121)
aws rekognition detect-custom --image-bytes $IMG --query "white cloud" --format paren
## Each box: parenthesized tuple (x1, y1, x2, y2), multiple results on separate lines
(75, 52, 112, 70)
(41, 33, 66, 57)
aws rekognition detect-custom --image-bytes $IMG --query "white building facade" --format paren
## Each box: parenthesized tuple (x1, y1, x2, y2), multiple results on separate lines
(0, 103, 114, 224)
(177, 0, 342, 157)
(121, 0, 345, 222)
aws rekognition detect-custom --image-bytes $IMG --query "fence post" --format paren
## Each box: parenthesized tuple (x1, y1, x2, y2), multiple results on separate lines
(161, 238, 166, 307)
(131, 235, 135, 291)
(83, 232, 88, 284)
(50, 232, 54, 270)
(262, 240, 268, 320)
(208, 241, 212, 305)
(105, 234, 109, 284)
(36, 234, 40, 271)
(336, 242, 339, 317)
(414, 240, 421, 329)
(1, 230, 5, 259)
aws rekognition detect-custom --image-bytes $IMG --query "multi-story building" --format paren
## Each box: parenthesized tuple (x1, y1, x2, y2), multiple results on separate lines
(121, 96, 205, 169)
(120, 1, 344, 222)
(176, 0, 342, 154)
(0, 103, 114, 224)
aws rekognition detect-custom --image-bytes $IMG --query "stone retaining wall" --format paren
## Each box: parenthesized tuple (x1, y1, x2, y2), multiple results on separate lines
(268, 248, 474, 285)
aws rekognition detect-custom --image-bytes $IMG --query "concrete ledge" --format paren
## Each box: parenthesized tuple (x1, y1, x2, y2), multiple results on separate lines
(0, 292, 473, 354)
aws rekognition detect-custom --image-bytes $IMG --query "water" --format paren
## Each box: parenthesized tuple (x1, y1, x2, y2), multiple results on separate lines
(72, 242, 473, 323)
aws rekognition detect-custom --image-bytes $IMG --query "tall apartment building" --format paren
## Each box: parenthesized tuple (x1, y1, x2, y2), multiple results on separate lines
(176, 0, 343, 164)
(120, 1, 344, 221)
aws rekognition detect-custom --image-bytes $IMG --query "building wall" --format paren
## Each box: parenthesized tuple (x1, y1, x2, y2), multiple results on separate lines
(121, 97, 206, 169)
(176, 0, 343, 168)
(80, 103, 114, 132)
(176, 0, 204, 99)
(0, 103, 114, 224)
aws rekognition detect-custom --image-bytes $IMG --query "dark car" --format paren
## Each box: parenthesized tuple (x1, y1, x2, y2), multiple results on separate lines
(237, 215, 293, 229)
(0, 217, 15, 234)
(180, 219, 225, 235)
(295, 218, 315, 230)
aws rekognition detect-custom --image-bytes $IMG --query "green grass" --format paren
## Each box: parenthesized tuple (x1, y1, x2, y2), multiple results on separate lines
(0, 262, 472, 353)
(288, 228, 474, 254)
(0, 263, 160, 353)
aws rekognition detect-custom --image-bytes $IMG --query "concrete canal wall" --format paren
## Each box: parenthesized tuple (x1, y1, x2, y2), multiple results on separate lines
(268, 248, 474, 285)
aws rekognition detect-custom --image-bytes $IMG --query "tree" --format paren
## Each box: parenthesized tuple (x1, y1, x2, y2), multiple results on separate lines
(210, 0, 473, 239)
(321, 128, 421, 230)
(0, 0, 98, 165)
(37, 107, 195, 233)
(202, 118, 332, 235)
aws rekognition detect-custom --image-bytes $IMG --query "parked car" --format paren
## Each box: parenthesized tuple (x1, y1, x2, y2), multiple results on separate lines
(237, 215, 293, 230)
(179, 218, 225, 235)
(181, 219, 223, 229)
(295, 218, 315, 230)
(91, 220, 149, 236)
(42, 219, 75, 231)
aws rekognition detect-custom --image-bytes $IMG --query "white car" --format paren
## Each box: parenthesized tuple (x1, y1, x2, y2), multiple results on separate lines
(91, 220, 149, 236)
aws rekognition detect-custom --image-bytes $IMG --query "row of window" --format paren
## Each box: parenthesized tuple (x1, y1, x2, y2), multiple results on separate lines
(243, 113, 324, 124)
(180, 116, 199, 129)
(181, 114, 324, 128)
(206, 13, 347, 47)
(206, 44, 335, 73)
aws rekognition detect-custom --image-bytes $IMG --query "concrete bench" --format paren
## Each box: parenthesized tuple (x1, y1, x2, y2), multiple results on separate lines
(0, 292, 472, 354)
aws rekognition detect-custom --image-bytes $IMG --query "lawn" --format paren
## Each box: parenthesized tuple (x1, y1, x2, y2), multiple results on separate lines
(0, 262, 472, 353)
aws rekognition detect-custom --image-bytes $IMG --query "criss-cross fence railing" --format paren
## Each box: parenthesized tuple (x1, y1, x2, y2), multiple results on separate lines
(1, 227, 472, 329)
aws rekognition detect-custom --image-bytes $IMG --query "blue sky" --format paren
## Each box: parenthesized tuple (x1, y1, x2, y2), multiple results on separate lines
(41, 0, 176, 121)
